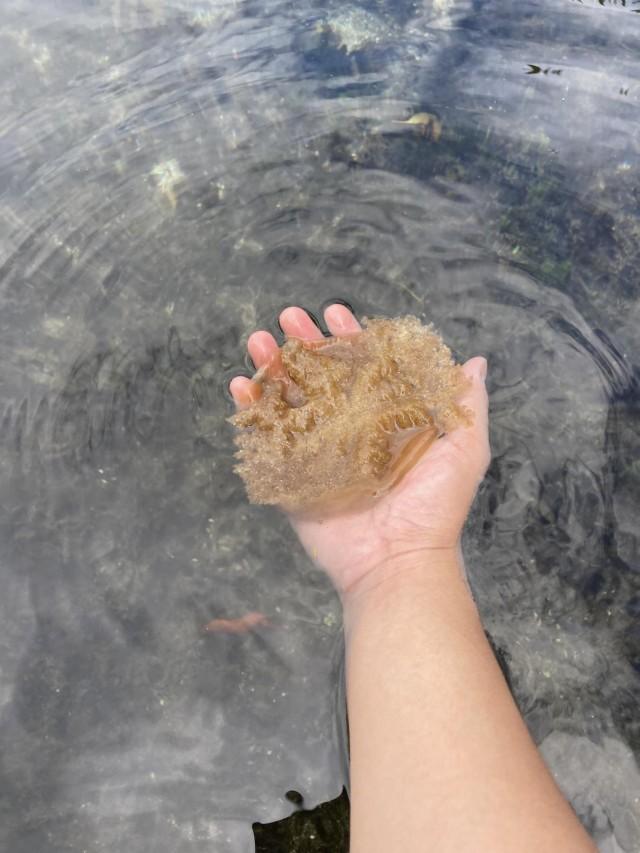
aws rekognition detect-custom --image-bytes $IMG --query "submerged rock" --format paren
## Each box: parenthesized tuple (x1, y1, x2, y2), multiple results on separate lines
(150, 159, 185, 210)
(318, 7, 393, 54)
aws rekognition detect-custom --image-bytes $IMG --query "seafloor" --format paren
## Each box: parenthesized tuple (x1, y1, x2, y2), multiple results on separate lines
(0, 0, 638, 851)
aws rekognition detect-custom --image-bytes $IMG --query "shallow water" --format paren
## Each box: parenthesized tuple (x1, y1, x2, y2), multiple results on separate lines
(0, 0, 638, 851)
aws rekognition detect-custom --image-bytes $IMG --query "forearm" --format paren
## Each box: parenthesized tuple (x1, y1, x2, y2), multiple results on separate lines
(343, 551, 596, 853)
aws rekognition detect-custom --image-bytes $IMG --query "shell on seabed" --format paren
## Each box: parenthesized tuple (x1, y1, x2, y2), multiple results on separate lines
(393, 112, 443, 141)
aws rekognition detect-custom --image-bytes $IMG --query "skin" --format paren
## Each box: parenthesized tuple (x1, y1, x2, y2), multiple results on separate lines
(230, 304, 597, 853)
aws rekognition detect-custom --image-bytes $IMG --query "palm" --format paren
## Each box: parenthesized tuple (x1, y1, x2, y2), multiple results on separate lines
(291, 428, 484, 594)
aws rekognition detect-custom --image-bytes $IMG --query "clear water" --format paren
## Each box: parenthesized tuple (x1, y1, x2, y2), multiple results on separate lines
(0, 0, 638, 851)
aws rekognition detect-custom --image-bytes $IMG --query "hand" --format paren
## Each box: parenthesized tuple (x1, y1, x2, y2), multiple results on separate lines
(230, 304, 490, 599)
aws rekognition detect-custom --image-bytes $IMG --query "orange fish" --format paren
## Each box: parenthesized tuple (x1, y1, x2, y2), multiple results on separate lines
(203, 611, 271, 635)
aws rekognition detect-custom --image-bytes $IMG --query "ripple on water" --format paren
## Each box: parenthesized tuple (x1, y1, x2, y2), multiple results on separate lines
(0, 0, 639, 851)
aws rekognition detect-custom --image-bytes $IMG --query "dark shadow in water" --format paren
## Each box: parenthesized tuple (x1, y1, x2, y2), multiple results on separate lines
(253, 788, 349, 852)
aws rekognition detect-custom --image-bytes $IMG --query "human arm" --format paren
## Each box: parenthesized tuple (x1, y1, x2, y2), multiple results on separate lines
(230, 304, 596, 853)
(343, 550, 595, 853)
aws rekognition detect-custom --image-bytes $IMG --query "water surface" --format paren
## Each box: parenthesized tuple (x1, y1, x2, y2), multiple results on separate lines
(0, 0, 639, 851)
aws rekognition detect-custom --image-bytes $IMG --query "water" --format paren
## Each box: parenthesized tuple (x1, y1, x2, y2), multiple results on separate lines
(0, 0, 638, 850)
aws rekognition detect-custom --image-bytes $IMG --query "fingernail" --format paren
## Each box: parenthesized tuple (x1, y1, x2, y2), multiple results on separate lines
(478, 357, 487, 381)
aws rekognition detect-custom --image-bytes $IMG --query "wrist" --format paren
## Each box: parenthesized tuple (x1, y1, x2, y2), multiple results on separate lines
(341, 545, 475, 633)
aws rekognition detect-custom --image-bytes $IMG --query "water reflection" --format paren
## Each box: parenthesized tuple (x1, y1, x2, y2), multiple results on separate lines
(0, 0, 638, 851)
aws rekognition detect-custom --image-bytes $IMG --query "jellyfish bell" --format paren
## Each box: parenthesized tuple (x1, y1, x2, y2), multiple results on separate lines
(230, 316, 471, 516)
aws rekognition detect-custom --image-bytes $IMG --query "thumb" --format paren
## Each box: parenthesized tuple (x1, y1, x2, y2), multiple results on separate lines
(464, 355, 488, 383)
(461, 357, 488, 425)
(454, 356, 490, 469)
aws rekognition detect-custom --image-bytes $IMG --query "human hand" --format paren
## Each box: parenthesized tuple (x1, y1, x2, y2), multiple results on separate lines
(230, 304, 490, 600)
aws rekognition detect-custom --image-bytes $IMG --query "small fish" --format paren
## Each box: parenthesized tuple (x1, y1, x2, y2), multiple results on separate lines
(392, 112, 442, 141)
(203, 611, 271, 635)
(526, 64, 562, 76)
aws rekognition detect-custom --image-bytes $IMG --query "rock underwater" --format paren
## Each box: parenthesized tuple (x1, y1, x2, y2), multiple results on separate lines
(230, 316, 471, 515)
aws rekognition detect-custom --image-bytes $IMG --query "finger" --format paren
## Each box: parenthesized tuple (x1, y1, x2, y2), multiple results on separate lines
(460, 356, 488, 433)
(229, 375, 261, 410)
(247, 330, 280, 369)
(449, 356, 490, 468)
(324, 302, 361, 336)
(279, 306, 324, 340)
(230, 331, 280, 411)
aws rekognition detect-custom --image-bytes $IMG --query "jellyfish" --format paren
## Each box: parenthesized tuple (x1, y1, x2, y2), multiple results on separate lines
(229, 316, 471, 514)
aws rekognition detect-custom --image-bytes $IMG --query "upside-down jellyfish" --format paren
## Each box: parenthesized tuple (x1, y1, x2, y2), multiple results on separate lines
(230, 316, 471, 514)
